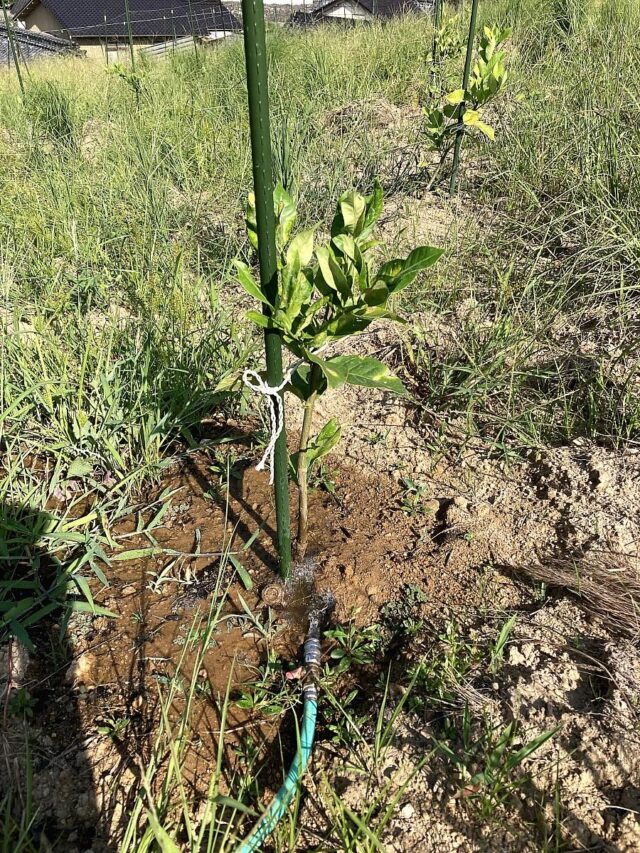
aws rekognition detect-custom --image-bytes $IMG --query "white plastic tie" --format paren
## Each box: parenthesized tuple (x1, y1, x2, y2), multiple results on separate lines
(243, 346, 327, 484)
(243, 367, 294, 484)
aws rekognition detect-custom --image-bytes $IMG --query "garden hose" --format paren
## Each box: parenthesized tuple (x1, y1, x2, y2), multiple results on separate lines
(236, 631, 322, 853)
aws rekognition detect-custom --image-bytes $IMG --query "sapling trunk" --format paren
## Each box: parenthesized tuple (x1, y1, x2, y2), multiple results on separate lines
(449, 0, 479, 195)
(296, 364, 321, 559)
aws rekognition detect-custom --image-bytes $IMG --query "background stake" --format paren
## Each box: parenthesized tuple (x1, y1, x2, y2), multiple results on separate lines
(2, 3, 25, 96)
(449, 0, 479, 195)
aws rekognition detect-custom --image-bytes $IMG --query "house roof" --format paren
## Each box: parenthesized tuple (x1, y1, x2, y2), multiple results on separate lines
(1, 22, 79, 64)
(307, 0, 428, 17)
(11, 0, 241, 39)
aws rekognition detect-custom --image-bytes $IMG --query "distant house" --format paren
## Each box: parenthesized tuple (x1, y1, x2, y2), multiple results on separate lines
(10, 0, 241, 59)
(289, 0, 430, 23)
(289, 0, 429, 23)
(1, 21, 78, 66)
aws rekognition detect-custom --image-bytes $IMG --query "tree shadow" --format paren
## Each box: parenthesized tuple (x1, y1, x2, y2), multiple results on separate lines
(183, 439, 282, 576)
(0, 498, 115, 852)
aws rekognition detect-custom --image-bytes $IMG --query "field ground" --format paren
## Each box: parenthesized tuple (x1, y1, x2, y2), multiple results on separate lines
(1, 0, 640, 850)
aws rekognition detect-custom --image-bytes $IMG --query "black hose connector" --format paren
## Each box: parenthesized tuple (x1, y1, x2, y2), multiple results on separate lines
(304, 635, 322, 667)
(303, 635, 322, 702)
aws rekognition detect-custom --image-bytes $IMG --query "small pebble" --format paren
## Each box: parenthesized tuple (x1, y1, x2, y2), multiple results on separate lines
(131, 694, 145, 711)
(65, 652, 97, 685)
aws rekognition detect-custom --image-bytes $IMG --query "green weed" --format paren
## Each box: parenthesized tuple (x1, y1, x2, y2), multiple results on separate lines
(434, 707, 557, 819)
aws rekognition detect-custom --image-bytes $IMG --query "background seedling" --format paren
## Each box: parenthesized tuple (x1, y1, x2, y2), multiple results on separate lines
(399, 476, 431, 516)
(325, 618, 383, 675)
(490, 614, 517, 673)
(423, 8, 511, 191)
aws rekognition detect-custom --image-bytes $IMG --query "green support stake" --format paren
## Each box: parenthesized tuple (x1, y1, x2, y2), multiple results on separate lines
(428, 0, 442, 96)
(449, 0, 479, 196)
(241, 0, 293, 578)
(431, 0, 441, 71)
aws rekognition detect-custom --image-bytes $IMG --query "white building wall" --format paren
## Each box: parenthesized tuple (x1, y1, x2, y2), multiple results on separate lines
(323, 0, 372, 18)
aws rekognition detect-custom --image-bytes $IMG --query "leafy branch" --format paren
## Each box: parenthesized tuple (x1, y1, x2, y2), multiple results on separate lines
(235, 182, 443, 555)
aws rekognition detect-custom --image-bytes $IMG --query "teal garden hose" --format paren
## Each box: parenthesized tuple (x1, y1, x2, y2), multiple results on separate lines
(237, 633, 322, 853)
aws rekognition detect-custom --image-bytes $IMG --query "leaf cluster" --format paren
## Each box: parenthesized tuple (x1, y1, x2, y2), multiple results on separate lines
(236, 181, 443, 401)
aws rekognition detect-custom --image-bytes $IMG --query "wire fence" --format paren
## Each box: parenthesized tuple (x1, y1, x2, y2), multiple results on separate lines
(1, 0, 325, 66)
(2, 0, 430, 70)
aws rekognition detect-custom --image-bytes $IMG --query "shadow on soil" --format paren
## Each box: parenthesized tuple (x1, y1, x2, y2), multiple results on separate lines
(0, 499, 114, 852)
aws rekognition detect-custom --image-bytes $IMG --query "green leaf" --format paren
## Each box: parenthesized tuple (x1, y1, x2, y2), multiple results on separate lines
(316, 245, 350, 301)
(229, 555, 253, 591)
(274, 184, 297, 249)
(506, 727, 558, 770)
(339, 191, 366, 232)
(73, 574, 96, 611)
(332, 233, 360, 266)
(462, 109, 495, 140)
(445, 88, 466, 105)
(363, 281, 389, 307)
(67, 458, 93, 480)
(212, 795, 258, 817)
(280, 266, 313, 328)
(476, 121, 495, 140)
(245, 310, 271, 330)
(308, 418, 342, 463)
(9, 620, 35, 652)
(145, 810, 182, 853)
(362, 179, 383, 237)
(246, 193, 258, 250)
(289, 364, 327, 401)
(286, 228, 315, 267)
(377, 246, 444, 293)
(111, 547, 163, 561)
(233, 260, 270, 306)
(323, 311, 372, 339)
(66, 601, 117, 617)
(332, 189, 366, 238)
(21, 602, 60, 628)
(315, 355, 406, 395)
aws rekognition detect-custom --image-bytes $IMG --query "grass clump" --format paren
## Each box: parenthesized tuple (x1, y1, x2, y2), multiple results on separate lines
(401, 0, 640, 453)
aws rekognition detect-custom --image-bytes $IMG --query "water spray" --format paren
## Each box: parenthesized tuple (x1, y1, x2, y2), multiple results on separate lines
(237, 564, 334, 853)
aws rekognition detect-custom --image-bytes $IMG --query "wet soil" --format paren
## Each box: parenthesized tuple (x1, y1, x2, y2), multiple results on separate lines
(3, 306, 640, 851)
(2, 443, 491, 850)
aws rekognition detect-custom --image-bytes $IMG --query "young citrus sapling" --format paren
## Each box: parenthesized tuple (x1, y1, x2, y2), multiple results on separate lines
(235, 182, 443, 557)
